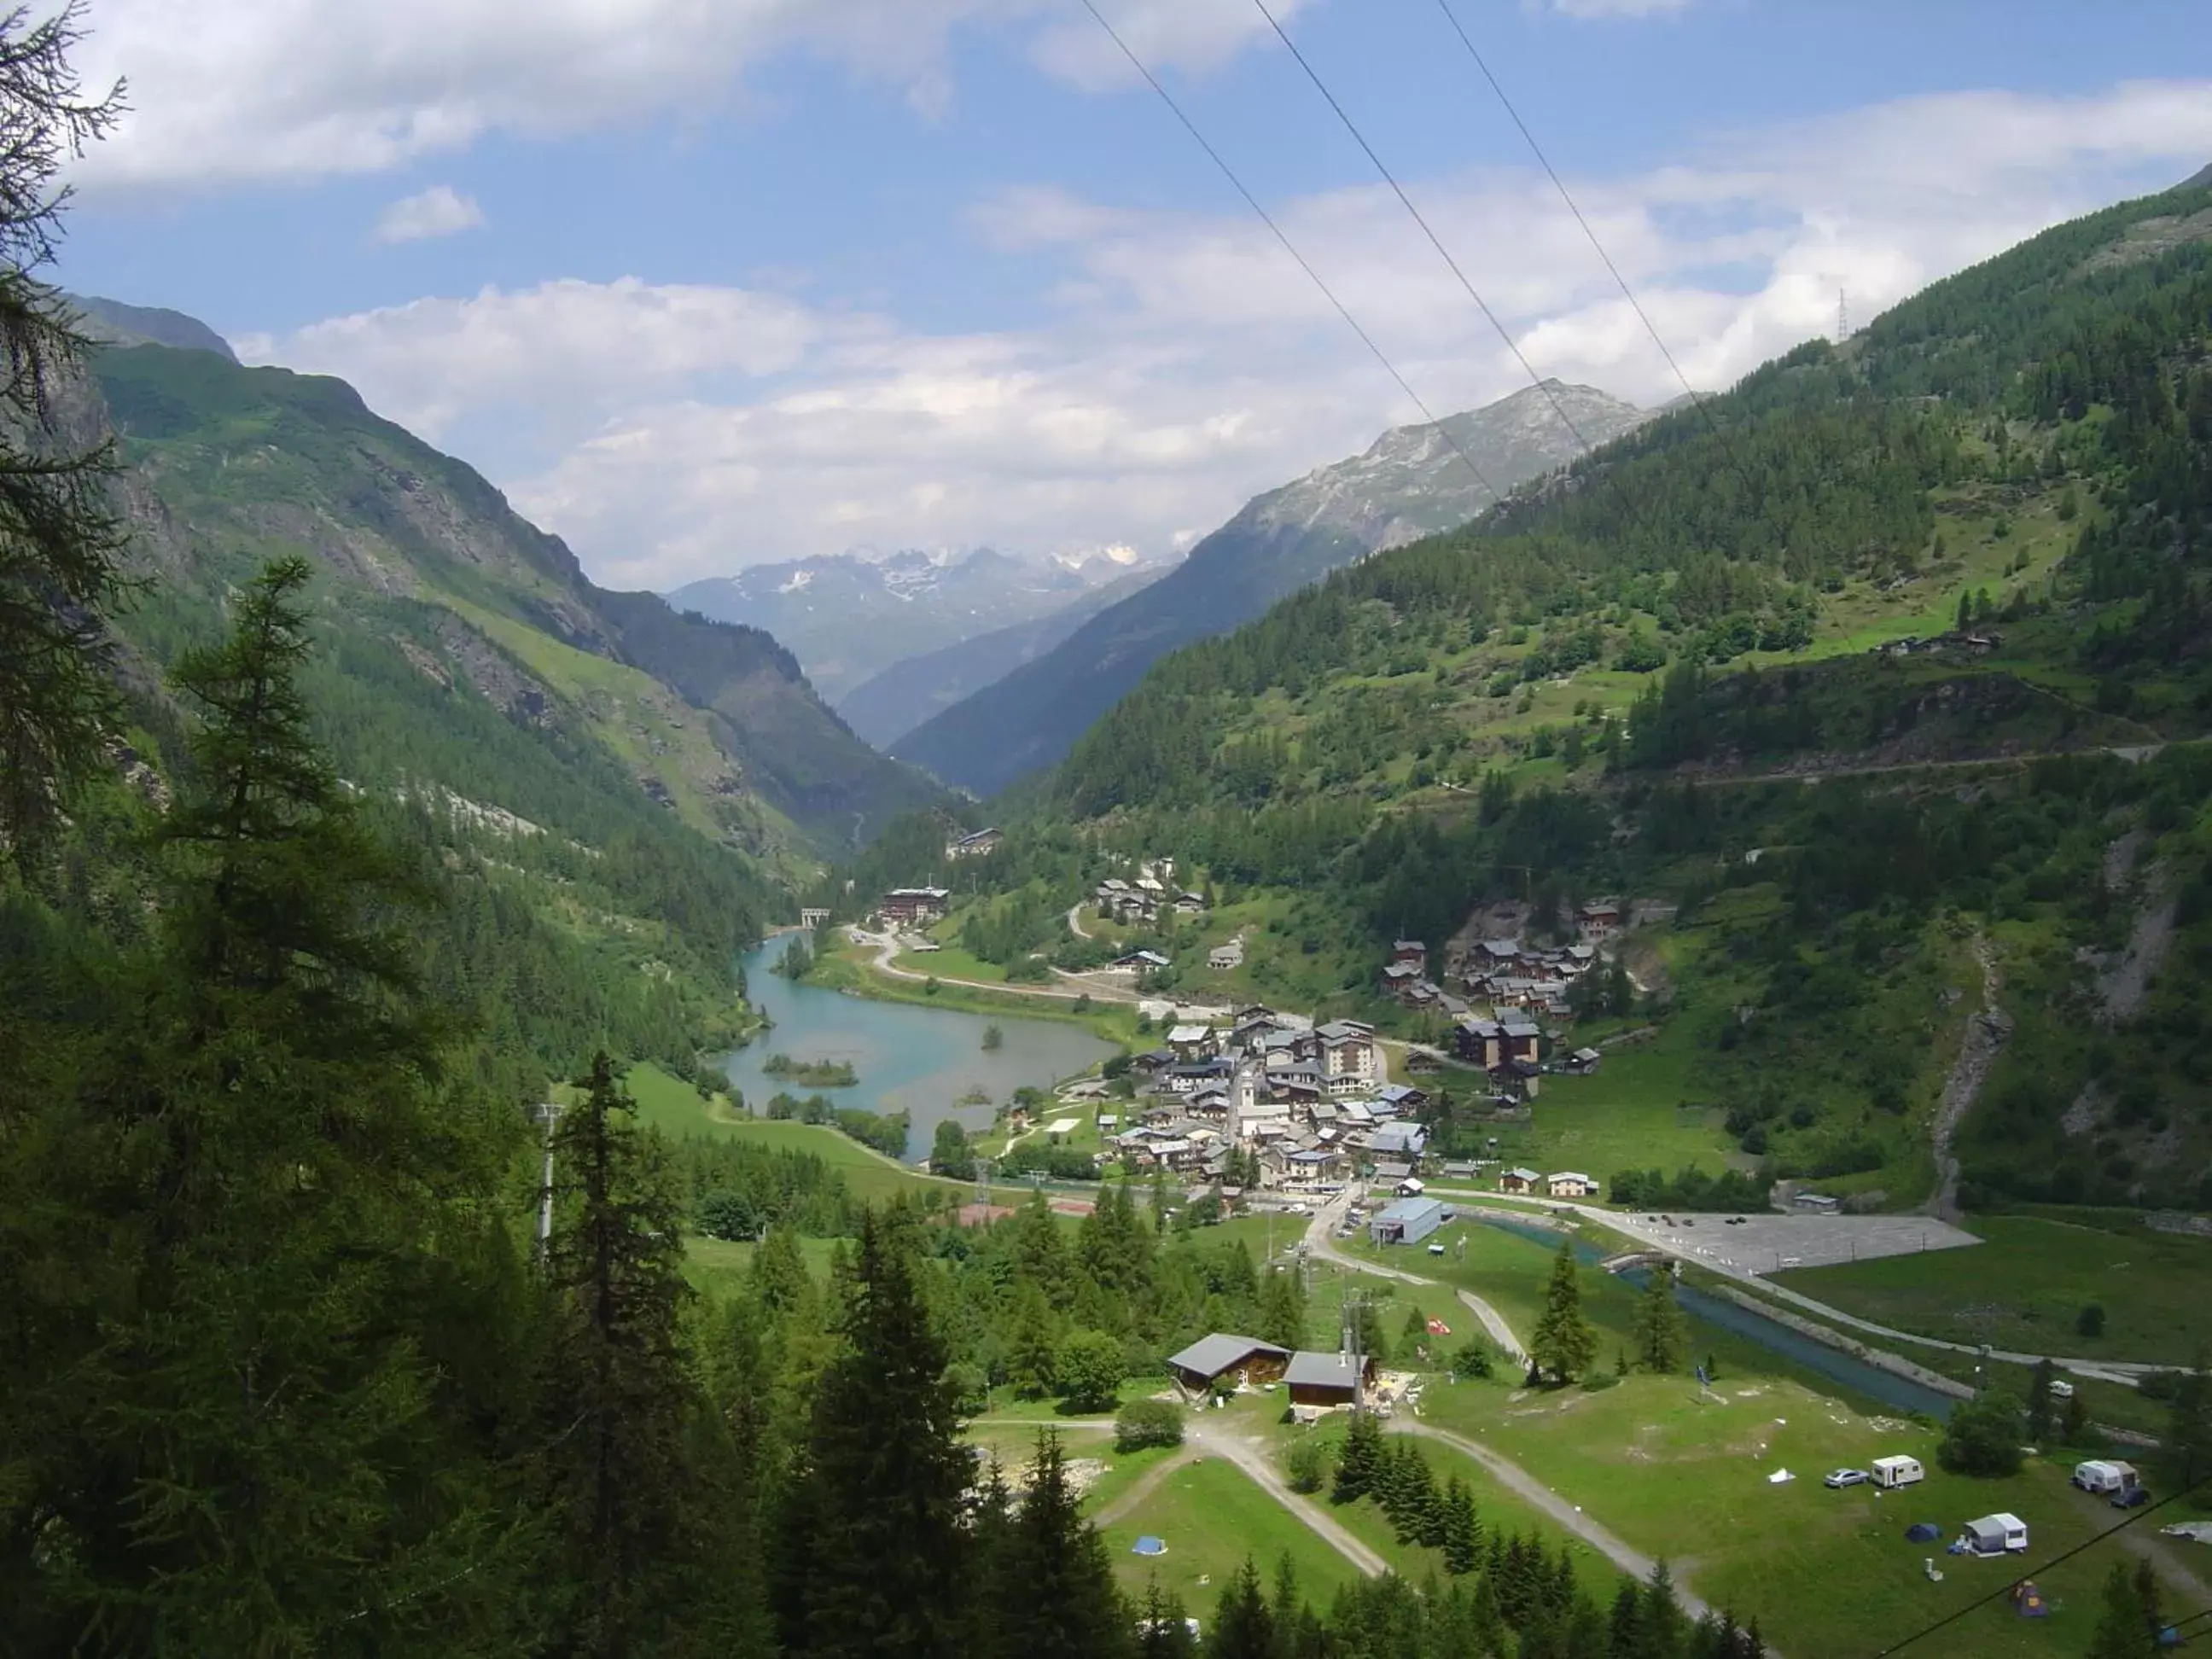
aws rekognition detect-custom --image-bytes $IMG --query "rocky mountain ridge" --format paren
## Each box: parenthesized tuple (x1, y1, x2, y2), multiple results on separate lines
(890, 380, 1651, 796)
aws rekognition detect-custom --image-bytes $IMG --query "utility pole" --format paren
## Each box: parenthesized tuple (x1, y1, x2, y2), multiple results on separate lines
(533, 1101, 565, 1258)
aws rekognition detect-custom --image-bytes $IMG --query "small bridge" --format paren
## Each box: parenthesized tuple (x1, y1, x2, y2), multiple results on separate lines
(1600, 1251, 1666, 1274)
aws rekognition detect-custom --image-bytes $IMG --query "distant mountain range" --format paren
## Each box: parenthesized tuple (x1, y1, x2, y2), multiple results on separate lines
(890, 380, 1654, 796)
(668, 544, 1174, 705)
(835, 562, 1164, 748)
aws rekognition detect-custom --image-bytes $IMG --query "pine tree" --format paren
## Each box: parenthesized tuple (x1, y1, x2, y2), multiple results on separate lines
(777, 1210, 974, 1659)
(1531, 1243, 1598, 1382)
(2084, 1561, 2156, 1659)
(541, 1052, 700, 1658)
(1332, 1410, 1383, 1504)
(19, 555, 525, 1650)
(1208, 1559, 1276, 1659)
(1137, 1580, 1197, 1659)
(1258, 1266, 1307, 1351)
(1630, 1264, 1688, 1374)
(987, 1434, 1130, 1659)
(1440, 1476, 1481, 1576)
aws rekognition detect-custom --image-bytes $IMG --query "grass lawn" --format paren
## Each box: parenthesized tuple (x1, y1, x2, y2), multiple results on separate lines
(678, 1231, 843, 1302)
(1776, 1213, 2212, 1370)
(1464, 1015, 1742, 1183)
(1095, 1456, 1364, 1612)
(621, 1060, 1049, 1206)
(1414, 1371, 2182, 1658)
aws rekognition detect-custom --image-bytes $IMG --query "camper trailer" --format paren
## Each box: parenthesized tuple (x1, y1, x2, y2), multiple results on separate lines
(1871, 1455, 1924, 1491)
(2072, 1460, 2139, 1498)
(1961, 1512, 2029, 1556)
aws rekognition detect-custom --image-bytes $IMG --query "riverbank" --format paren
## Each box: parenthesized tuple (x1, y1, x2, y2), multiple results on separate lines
(807, 934, 1144, 1051)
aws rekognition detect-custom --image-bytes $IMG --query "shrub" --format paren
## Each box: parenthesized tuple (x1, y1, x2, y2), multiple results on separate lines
(1452, 1339, 1497, 1380)
(1115, 1399, 1185, 1453)
(2077, 1304, 2107, 1339)
(1284, 1435, 1330, 1493)
(1580, 1368, 1621, 1392)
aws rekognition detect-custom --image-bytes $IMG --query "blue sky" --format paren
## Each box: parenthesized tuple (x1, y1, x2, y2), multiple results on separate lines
(53, 0, 2212, 587)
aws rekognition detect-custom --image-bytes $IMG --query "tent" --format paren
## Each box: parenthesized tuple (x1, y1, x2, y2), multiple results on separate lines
(1905, 1522, 1941, 1543)
(1132, 1535, 1167, 1557)
(2011, 1580, 2048, 1619)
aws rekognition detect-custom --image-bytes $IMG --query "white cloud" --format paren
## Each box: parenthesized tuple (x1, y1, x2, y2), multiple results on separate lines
(69, 0, 1305, 189)
(374, 184, 485, 243)
(242, 79, 2212, 589)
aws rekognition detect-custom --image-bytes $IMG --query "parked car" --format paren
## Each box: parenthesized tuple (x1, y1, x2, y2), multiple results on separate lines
(2112, 1487, 2152, 1510)
(1824, 1469, 1871, 1489)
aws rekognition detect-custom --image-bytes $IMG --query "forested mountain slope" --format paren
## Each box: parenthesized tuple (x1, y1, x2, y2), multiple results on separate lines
(892, 381, 1649, 795)
(91, 338, 939, 856)
(20, 326, 939, 1094)
(887, 170, 2212, 1213)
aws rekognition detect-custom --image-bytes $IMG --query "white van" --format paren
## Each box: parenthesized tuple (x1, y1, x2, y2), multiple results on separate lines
(2073, 1459, 2139, 1497)
(1871, 1454, 1924, 1490)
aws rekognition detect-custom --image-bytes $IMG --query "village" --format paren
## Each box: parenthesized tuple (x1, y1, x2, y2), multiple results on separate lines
(866, 855, 1631, 1213)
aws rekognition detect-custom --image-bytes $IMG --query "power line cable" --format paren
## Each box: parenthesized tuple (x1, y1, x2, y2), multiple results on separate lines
(1871, 1473, 2212, 1656)
(1428, 0, 1741, 464)
(1249, 0, 1599, 457)
(1070, 0, 1504, 505)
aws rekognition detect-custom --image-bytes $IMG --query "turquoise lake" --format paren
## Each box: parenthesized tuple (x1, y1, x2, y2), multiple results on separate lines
(717, 940, 1118, 1162)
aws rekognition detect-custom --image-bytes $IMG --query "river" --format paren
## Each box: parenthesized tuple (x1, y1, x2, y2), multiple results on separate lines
(717, 940, 1119, 1162)
(1470, 1214, 1956, 1418)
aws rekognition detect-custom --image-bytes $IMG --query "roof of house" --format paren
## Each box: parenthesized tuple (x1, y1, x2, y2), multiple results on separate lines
(1549, 1171, 1594, 1185)
(1377, 1084, 1424, 1104)
(1501, 1017, 1541, 1038)
(1481, 938, 1522, 958)
(1284, 1351, 1365, 1390)
(1370, 1121, 1427, 1152)
(1377, 1196, 1446, 1224)
(886, 886, 952, 900)
(1572, 1047, 1603, 1062)
(1167, 1022, 1213, 1043)
(1372, 1160, 1413, 1180)
(1167, 1333, 1290, 1378)
(1382, 963, 1419, 981)
(1503, 1166, 1543, 1182)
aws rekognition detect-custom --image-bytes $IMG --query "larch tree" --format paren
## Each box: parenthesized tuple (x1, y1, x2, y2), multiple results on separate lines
(0, 1, 125, 847)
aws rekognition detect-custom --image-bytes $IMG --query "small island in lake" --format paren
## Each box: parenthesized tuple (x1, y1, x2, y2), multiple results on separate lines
(761, 1053, 859, 1088)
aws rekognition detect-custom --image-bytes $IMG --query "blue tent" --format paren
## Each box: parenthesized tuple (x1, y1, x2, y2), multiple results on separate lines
(1132, 1535, 1167, 1557)
(1905, 1522, 1941, 1543)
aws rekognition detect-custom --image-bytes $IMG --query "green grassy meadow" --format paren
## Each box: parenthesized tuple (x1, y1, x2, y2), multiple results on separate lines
(1413, 1370, 2192, 1659)
(1777, 1213, 2212, 1369)
(1094, 1456, 1363, 1610)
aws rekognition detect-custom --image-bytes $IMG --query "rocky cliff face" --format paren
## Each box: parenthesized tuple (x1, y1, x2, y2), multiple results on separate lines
(1240, 381, 1650, 555)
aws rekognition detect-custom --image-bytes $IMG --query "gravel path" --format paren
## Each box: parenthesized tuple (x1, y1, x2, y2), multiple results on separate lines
(1091, 1445, 1200, 1527)
(1301, 1192, 1529, 1364)
(1185, 1417, 1391, 1577)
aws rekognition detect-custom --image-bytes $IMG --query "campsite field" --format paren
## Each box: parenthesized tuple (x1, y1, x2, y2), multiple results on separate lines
(1775, 1212, 2212, 1369)
(1094, 1455, 1364, 1611)
(1412, 1369, 2198, 1658)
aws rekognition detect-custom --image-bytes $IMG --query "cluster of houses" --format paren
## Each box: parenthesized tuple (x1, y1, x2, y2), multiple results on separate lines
(1101, 1010, 1443, 1190)
(1381, 903, 1621, 1023)
(1093, 859, 1208, 928)
(944, 827, 1004, 860)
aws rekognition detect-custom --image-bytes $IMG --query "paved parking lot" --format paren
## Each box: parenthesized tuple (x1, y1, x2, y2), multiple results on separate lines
(1600, 1210, 1982, 1276)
